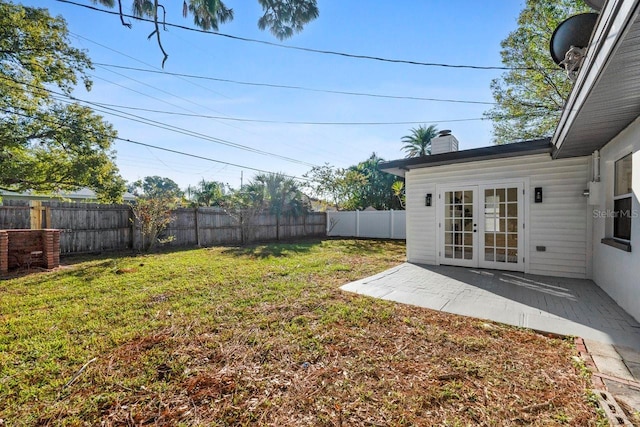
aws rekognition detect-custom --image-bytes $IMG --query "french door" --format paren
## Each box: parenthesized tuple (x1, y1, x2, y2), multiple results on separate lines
(439, 183, 524, 272)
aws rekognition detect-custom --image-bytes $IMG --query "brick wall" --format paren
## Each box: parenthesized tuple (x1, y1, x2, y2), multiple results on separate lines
(0, 231, 7, 275)
(0, 229, 61, 275)
(42, 229, 60, 269)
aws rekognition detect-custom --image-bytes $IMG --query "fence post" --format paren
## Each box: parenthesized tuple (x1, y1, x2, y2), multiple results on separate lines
(356, 210, 360, 238)
(29, 201, 42, 229)
(194, 207, 200, 246)
(390, 209, 394, 239)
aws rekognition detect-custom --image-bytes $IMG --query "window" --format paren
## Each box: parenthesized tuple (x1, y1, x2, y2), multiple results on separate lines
(614, 154, 632, 241)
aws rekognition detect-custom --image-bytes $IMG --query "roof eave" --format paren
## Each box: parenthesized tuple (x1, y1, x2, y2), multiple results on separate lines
(380, 139, 552, 177)
(552, 0, 640, 158)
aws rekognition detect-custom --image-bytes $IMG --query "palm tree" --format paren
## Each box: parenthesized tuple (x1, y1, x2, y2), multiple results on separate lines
(249, 173, 309, 240)
(193, 179, 226, 207)
(251, 173, 308, 217)
(401, 124, 439, 158)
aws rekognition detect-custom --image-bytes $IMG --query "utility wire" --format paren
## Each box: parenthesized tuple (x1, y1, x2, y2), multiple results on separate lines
(0, 74, 319, 168)
(56, 0, 546, 71)
(70, 31, 230, 100)
(61, 96, 320, 167)
(2, 107, 311, 181)
(84, 100, 487, 125)
(71, 31, 349, 163)
(94, 63, 496, 106)
(91, 67, 247, 132)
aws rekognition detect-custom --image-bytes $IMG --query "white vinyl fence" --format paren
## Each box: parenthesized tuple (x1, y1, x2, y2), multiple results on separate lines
(326, 210, 406, 239)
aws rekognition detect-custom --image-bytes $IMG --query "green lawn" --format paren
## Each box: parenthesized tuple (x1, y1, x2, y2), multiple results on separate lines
(0, 239, 600, 426)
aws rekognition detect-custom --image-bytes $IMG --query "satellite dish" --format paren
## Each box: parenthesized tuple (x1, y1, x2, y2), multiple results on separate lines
(585, 0, 605, 11)
(550, 13, 599, 66)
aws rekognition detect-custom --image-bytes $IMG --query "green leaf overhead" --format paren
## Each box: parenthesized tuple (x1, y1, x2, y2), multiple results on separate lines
(0, 1, 125, 202)
(485, 0, 591, 144)
(92, 0, 318, 64)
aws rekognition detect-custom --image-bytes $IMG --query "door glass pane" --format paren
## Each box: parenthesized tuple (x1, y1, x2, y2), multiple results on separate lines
(483, 187, 519, 264)
(463, 233, 472, 246)
(445, 245, 453, 259)
(499, 203, 506, 218)
(485, 189, 494, 200)
(464, 247, 473, 260)
(444, 190, 474, 263)
(485, 233, 494, 246)
(485, 247, 495, 262)
(455, 246, 463, 259)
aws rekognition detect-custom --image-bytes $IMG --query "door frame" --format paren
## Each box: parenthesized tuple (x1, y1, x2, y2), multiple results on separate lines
(435, 178, 530, 273)
(436, 185, 479, 268)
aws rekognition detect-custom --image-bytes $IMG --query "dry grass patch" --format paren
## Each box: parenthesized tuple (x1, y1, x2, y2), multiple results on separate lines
(0, 239, 601, 426)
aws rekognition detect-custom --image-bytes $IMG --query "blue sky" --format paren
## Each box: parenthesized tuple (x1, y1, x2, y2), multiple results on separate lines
(29, 0, 526, 190)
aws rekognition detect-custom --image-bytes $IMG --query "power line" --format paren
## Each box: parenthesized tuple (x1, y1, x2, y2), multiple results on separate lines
(3, 107, 311, 181)
(55, 0, 545, 72)
(83, 100, 487, 125)
(118, 138, 310, 181)
(70, 31, 230, 100)
(93, 62, 496, 106)
(51, 94, 319, 167)
(0, 74, 319, 168)
(71, 31, 349, 164)
(91, 67, 248, 132)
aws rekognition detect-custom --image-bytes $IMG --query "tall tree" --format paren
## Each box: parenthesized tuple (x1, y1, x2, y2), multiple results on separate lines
(221, 173, 308, 242)
(485, 0, 591, 144)
(190, 179, 226, 207)
(247, 173, 309, 218)
(401, 124, 439, 157)
(346, 153, 403, 211)
(0, 2, 125, 202)
(92, 0, 318, 65)
(129, 176, 183, 199)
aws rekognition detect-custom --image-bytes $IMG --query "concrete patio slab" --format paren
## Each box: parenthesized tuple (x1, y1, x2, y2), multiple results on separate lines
(341, 263, 640, 350)
(342, 262, 640, 417)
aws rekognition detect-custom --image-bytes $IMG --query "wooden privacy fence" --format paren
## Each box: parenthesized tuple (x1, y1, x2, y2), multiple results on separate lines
(0, 200, 326, 254)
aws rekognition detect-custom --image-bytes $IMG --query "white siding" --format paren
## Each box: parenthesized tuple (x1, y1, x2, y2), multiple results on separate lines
(591, 116, 640, 322)
(405, 153, 590, 278)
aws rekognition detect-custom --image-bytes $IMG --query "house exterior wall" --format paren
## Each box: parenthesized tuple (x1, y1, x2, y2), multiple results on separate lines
(405, 153, 591, 278)
(591, 116, 640, 322)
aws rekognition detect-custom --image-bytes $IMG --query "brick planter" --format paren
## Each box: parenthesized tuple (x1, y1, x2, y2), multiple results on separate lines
(0, 229, 61, 275)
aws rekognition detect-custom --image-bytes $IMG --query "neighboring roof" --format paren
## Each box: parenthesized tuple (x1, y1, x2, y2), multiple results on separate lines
(553, 0, 640, 158)
(379, 138, 552, 177)
(0, 188, 136, 202)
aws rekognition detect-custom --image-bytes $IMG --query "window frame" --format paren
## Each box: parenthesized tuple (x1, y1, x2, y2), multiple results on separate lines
(613, 153, 632, 242)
